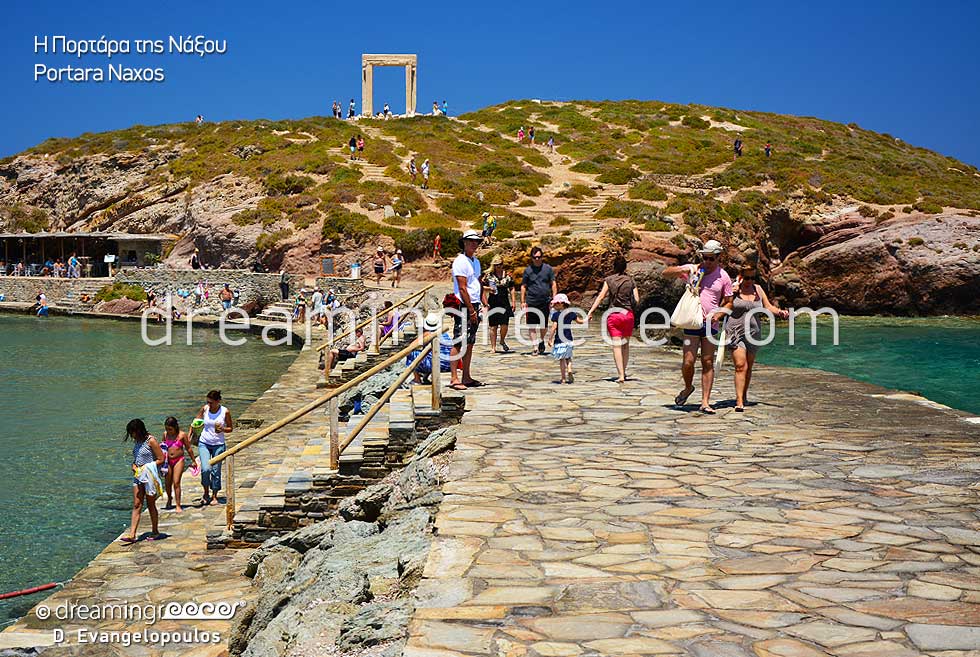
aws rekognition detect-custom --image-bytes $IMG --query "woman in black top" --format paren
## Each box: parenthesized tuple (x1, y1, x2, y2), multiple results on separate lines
(483, 255, 516, 353)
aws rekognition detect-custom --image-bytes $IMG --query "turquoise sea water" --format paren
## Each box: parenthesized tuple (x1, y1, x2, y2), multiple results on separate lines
(0, 315, 295, 625)
(760, 316, 980, 415)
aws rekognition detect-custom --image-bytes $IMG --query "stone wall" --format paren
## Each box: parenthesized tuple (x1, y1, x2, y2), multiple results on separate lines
(0, 276, 112, 303)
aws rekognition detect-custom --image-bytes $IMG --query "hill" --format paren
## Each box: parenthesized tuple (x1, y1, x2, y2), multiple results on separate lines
(1, 99, 978, 313)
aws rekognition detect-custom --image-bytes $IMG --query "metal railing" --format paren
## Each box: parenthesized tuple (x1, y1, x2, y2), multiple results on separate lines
(316, 284, 433, 353)
(210, 330, 441, 529)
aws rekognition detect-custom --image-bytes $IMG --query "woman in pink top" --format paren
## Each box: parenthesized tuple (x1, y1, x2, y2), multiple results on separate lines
(662, 240, 734, 414)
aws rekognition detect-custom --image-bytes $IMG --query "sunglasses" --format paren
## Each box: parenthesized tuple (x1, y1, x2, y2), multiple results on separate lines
(702, 255, 717, 261)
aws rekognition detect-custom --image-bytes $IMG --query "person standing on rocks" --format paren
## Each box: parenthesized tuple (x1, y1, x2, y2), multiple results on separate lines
(348, 99, 356, 119)
(727, 263, 789, 412)
(586, 255, 640, 383)
(521, 246, 557, 355)
(450, 230, 485, 390)
(194, 390, 233, 506)
(219, 283, 234, 311)
(484, 255, 516, 353)
(120, 418, 165, 543)
(662, 239, 734, 414)
(442, 100, 448, 116)
(190, 248, 202, 270)
(383, 103, 391, 119)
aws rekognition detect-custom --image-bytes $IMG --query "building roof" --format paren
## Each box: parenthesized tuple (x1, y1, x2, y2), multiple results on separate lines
(0, 231, 176, 241)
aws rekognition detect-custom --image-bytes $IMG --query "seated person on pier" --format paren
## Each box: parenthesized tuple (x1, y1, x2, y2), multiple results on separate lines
(327, 327, 367, 371)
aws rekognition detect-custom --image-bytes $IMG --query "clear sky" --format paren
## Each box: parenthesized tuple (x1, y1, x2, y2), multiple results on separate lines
(2, 0, 979, 165)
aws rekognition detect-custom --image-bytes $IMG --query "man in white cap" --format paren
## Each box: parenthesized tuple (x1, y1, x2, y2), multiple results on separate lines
(450, 229, 485, 389)
(662, 239, 733, 414)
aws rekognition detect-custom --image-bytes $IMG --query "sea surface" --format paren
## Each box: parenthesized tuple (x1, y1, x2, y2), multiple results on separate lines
(760, 315, 980, 415)
(0, 314, 296, 625)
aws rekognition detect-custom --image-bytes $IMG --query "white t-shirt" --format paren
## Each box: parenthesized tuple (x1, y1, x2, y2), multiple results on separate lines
(452, 254, 482, 305)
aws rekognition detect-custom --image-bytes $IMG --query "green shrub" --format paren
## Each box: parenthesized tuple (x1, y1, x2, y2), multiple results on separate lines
(256, 229, 293, 252)
(290, 208, 319, 229)
(522, 151, 551, 168)
(264, 173, 315, 196)
(913, 200, 943, 214)
(470, 211, 533, 232)
(321, 206, 398, 244)
(671, 234, 689, 249)
(410, 212, 459, 230)
(437, 195, 484, 219)
(596, 167, 642, 185)
(877, 211, 895, 222)
(518, 199, 535, 207)
(858, 205, 879, 218)
(569, 161, 601, 174)
(3, 204, 49, 233)
(395, 228, 461, 259)
(907, 237, 925, 247)
(95, 283, 147, 303)
(384, 215, 408, 226)
(607, 227, 637, 247)
(644, 218, 672, 231)
(682, 115, 710, 129)
(232, 207, 279, 227)
(596, 200, 656, 220)
(953, 242, 968, 250)
(556, 184, 598, 200)
(495, 228, 514, 239)
(392, 185, 425, 215)
(629, 181, 668, 201)
(902, 206, 913, 213)
(550, 216, 571, 226)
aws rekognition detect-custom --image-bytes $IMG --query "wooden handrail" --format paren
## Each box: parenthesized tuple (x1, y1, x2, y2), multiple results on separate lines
(316, 284, 433, 352)
(338, 342, 434, 456)
(211, 332, 438, 466)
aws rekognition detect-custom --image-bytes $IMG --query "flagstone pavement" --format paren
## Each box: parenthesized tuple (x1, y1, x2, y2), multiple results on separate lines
(406, 330, 980, 657)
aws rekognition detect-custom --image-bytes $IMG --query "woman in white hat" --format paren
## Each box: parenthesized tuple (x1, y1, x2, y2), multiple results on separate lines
(662, 239, 734, 414)
(483, 254, 515, 352)
(373, 247, 388, 286)
(390, 249, 404, 288)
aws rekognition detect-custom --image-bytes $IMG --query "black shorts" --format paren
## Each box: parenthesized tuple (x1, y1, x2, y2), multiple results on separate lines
(486, 304, 513, 327)
(337, 349, 355, 362)
(524, 303, 550, 327)
(452, 305, 482, 346)
(374, 265, 384, 274)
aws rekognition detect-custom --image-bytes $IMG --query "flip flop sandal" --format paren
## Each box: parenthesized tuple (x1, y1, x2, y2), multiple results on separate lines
(699, 406, 716, 415)
(674, 387, 695, 406)
(449, 383, 468, 391)
(462, 379, 484, 387)
(735, 406, 745, 413)
(119, 536, 137, 544)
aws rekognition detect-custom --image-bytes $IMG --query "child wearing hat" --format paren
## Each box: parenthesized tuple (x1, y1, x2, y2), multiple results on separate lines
(546, 293, 584, 383)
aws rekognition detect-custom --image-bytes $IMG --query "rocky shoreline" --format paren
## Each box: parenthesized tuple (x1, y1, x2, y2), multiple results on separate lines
(229, 427, 457, 657)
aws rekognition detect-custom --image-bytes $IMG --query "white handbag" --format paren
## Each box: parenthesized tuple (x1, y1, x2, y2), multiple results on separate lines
(670, 269, 705, 330)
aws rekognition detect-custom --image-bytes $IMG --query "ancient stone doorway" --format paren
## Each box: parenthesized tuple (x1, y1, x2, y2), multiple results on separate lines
(361, 54, 417, 117)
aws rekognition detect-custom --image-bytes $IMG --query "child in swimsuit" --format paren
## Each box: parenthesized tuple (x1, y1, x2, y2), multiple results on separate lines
(162, 416, 194, 512)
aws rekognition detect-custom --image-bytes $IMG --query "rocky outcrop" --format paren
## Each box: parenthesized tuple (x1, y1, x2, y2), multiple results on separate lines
(229, 428, 457, 657)
(774, 213, 980, 314)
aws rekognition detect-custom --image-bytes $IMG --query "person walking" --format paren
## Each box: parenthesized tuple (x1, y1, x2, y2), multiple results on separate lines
(194, 390, 233, 506)
(390, 249, 404, 288)
(383, 103, 391, 118)
(421, 159, 430, 189)
(161, 416, 194, 512)
(432, 233, 442, 260)
(733, 138, 743, 160)
(349, 135, 358, 161)
(449, 230, 484, 390)
(442, 100, 448, 116)
(547, 294, 584, 383)
(728, 263, 789, 412)
(586, 255, 640, 383)
(373, 248, 388, 285)
(517, 126, 525, 143)
(279, 270, 290, 301)
(547, 136, 555, 153)
(529, 127, 536, 145)
(484, 255, 515, 353)
(348, 99, 356, 119)
(357, 135, 365, 156)
(310, 286, 325, 327)
(120, 419, 164, 543)
(662, 239, 734, 414)
(408, 157, 418, 184)
(520, 246, 557, 355)
(764, 142, 772, 158)
(68, 252, 81, 278)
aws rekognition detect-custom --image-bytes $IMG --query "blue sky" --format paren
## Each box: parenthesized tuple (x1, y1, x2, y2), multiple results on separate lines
(2, 0, 979, 165)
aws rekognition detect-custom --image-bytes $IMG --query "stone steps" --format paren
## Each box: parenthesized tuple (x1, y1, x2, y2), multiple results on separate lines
(56, 280, 109, 312)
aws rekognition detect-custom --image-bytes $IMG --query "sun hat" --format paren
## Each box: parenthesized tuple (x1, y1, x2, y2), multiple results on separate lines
(461, 229, 482, 241)
(699, 239, 723, 255)
(422, 314, 442, 332)
(377, 247, 384, 252)
(396, 249, 403, 255)
(491, 255, 504, 266)
(482, 212, 490, 218)
(551, 293, 570, 305)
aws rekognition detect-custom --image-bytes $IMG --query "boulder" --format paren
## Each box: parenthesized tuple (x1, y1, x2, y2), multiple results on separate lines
(338, 600, 412, 651)
(398, 457, 441, 504)
(338, 483, 394, 522)
(383, 205, 396, 219)
(414, 426, 457, 459)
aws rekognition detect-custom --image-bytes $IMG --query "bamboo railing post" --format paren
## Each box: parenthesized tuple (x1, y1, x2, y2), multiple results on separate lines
(225, 454, 236, 530)
(329, 397, 339, 470)
(316, 284, 433, 354)
(431, 339, 442, 413)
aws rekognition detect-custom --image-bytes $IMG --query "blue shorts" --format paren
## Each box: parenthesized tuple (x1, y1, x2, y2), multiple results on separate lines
(683, 325, 718, 338)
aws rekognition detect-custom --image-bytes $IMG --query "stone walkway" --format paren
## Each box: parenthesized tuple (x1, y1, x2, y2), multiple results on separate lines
(406, 330, 980, 656)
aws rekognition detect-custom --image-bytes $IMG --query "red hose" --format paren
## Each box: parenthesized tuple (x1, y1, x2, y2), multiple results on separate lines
(0, 583, 58, 600)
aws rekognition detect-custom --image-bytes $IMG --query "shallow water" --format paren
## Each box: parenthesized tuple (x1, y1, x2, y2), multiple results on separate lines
(760, 316, 980, 415)
(0, 315, 295, 625)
